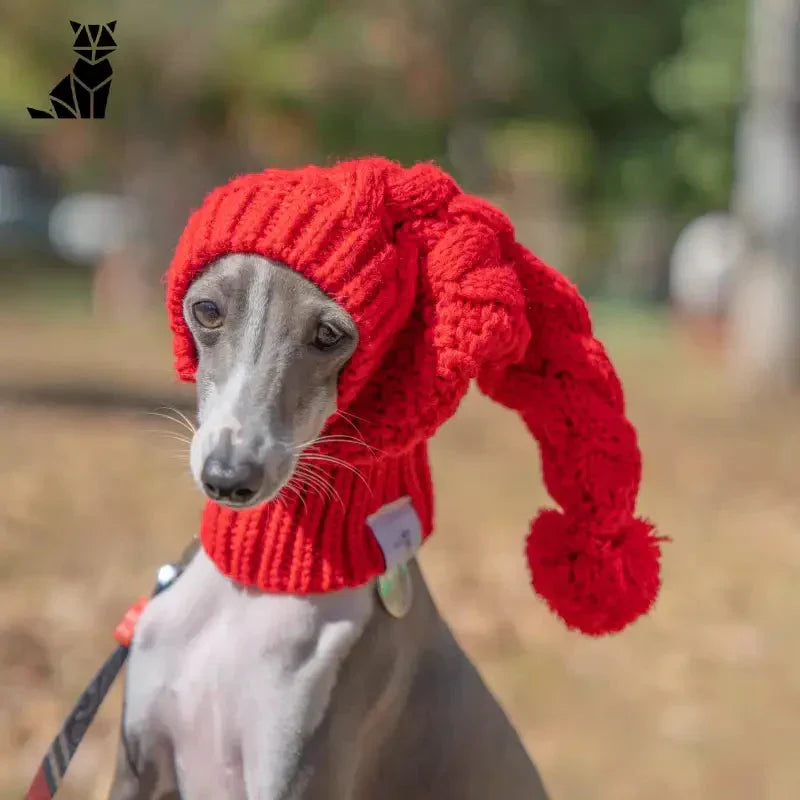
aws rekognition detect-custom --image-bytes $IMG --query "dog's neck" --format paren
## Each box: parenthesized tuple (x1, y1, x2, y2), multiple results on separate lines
(200, 442, 434, 595)
(120, 541, 549, 799)
(124, 545, 375, 798)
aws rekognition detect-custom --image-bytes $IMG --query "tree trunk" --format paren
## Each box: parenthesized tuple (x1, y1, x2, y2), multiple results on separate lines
(729, 0, 800, 391)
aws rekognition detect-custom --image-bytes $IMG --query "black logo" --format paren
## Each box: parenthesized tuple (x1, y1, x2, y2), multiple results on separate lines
(27, 21, 117, 119)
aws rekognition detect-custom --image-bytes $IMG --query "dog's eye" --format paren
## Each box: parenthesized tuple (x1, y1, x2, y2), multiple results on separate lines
(313, 322, 343, 350)
(192, 300, 224, 329)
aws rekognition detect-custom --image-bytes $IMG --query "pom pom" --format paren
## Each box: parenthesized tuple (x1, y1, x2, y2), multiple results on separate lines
(526, 509, 661, 636)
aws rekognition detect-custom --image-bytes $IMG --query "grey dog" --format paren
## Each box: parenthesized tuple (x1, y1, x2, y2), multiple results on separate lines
(108, 254, 550, 800)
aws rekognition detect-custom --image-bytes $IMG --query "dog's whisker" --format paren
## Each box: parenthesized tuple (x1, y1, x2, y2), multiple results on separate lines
(146, 409, 186, 427)
(293, 463, 343, 506)
(335, 408, 373, 427)
(167, 406, 197, 434)
(293, 466, 336, 502)
(332, 409, 367, 440)
(291, 462, 329, 489)
(281, 479, 308, 512)
(309, 435, 375, 451)
(300, 452, 363, 474)
(295, 463, 344, 508)
(332, 410, 379, 447)
(298, 451, 363, 478)
(144, 429, 194, 446)
(292, 434, 380, 455)
(144, 426, 192, 439)
(292, 433, 367, 449)
(294, 461, 337, 495)
(143, 428, 192, 445)
(143, 412, 188, 434)
(299, 453, 370, 491)
(147, 408, 197, 435)
(291, 474, 328, 504)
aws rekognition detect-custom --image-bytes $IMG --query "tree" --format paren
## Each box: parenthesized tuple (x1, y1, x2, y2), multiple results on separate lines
(729, 0, 800, 389)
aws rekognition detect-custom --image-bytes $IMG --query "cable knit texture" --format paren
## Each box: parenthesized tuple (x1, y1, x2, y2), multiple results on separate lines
(166, 156, 662, 635)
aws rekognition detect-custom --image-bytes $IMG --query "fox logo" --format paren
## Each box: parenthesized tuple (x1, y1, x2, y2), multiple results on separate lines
(28, 21, 117, 119)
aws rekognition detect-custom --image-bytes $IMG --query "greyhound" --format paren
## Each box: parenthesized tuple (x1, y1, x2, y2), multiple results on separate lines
(108, 253, 550, 799)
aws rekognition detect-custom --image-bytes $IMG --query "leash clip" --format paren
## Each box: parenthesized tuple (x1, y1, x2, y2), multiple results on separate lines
(154, 562, 180, 593)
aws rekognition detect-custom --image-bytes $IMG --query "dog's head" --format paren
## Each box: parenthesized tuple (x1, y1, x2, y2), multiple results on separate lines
(70, 21, 117, 64)
(184, 254, 359, 509)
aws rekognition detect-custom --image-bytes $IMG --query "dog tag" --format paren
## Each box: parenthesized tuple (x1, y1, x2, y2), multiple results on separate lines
(377, 563, 413, 619)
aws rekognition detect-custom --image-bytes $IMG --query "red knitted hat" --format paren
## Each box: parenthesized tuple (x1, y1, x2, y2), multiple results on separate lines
(166, 157, 661, 636)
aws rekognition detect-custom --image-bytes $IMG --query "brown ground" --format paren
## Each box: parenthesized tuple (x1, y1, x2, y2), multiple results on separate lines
(1, 305, 798, 799)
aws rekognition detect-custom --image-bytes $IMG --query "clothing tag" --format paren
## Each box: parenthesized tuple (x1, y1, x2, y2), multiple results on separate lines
(367, 495, 422, 571)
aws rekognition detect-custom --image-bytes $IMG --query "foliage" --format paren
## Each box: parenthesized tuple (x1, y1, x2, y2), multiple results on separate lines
(0, 0, 747, 287)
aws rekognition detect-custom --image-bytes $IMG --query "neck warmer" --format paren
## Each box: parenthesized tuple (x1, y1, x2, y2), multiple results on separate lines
(166, 157, 662, 636)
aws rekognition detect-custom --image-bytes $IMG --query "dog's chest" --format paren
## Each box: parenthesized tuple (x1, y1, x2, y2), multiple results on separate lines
(122, 549, 372, 799)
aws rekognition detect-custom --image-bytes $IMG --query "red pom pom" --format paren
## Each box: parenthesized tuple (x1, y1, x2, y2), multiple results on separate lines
(526, 509, 661, 635)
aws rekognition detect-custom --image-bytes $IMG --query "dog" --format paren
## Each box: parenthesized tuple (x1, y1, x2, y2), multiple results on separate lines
(107, 254, 550, 799)
(27, 20, 117, 119)
(106, 156, 660, 798)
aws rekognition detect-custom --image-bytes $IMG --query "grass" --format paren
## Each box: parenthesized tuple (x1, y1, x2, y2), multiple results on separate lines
(0, 302, 799, 799)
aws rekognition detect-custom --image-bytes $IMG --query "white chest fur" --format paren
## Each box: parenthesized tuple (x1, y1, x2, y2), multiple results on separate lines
(123, 548, 374, 799)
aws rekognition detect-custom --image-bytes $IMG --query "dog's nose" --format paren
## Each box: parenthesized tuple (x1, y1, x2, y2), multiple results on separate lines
(201, 457, 264, 505)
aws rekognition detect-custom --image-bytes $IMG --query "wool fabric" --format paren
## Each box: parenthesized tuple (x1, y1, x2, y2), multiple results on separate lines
(166, 156, 662, 636)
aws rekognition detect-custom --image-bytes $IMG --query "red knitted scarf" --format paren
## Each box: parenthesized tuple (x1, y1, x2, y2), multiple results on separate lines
(200, 444, 432, 594)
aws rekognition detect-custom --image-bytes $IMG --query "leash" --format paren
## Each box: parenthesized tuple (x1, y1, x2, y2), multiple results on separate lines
(25, 540, 199, 800)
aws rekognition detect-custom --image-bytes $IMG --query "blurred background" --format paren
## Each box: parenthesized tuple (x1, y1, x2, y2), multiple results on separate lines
(1, 0, 799, 798)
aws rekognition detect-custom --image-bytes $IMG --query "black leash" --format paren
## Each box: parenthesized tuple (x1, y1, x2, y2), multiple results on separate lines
(25, 540, 198, 799)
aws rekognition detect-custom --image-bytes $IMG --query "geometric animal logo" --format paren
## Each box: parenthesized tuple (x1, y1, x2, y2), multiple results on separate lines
(27, 21, 117, 119)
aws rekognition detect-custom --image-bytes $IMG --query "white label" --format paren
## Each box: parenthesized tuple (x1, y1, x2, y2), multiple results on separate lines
(367, 496, 422, 571)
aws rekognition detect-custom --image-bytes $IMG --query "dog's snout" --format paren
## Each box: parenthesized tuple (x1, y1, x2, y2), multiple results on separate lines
(201, 457, 264, 505)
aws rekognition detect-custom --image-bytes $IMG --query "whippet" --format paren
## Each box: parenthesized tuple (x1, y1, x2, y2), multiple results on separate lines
(108, 254, 550, 799)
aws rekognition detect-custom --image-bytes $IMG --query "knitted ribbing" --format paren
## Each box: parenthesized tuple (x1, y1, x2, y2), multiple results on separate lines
(202, 443, 432, 594)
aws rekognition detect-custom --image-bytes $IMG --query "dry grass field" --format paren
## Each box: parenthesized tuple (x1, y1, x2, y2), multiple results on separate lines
(1, 301, 799, 799)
